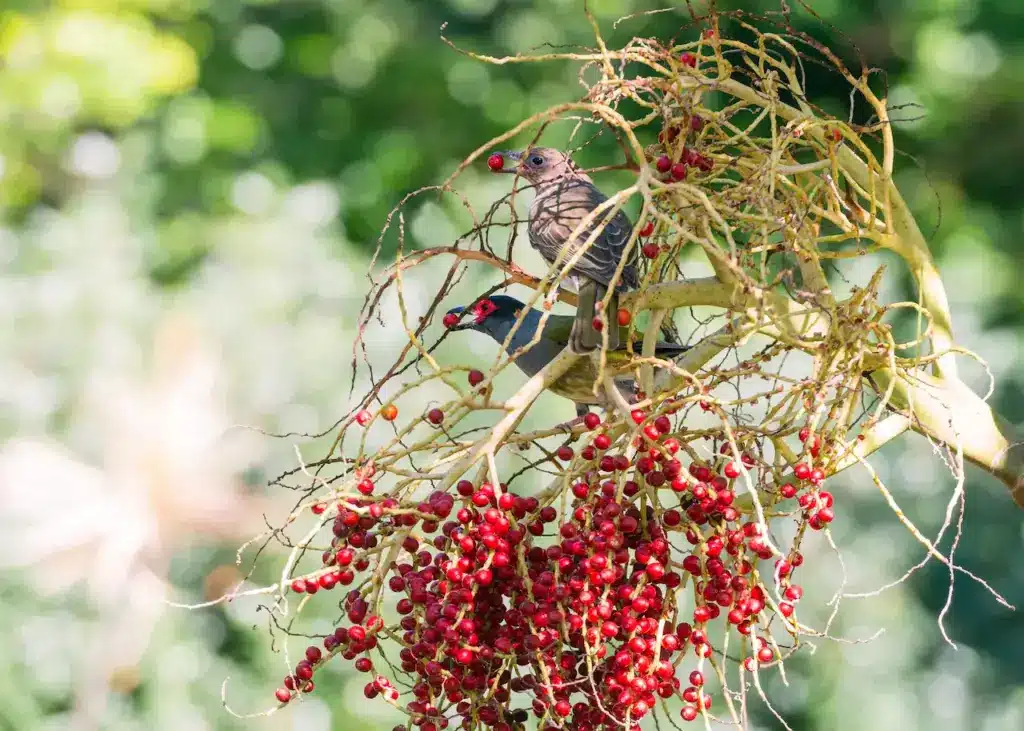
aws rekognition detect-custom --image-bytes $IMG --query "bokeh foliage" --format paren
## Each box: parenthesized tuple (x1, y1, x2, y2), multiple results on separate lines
(1, 1, 1021, 730)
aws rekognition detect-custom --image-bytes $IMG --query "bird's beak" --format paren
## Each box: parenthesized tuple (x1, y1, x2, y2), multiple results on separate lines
(445, 306, 474, 330)
(495, 150, 522, 173)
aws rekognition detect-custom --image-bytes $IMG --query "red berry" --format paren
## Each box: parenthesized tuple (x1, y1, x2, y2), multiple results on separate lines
(591, 316, 604, 332)
(779, 601, 794, 617)
(689, 670, 704, 687)
(655, 154, 672, 172)
(690, 115, 705, 131)
(290, 579, 306, 593)
(355, 409, 371, 426)
(670, 162, 687, 181)
(616, 308, 631, 326)
(556, 446, 574, 461)
(305, 646, 322, 663)
(468, 369, 484, 386)
(442, 312, 459, 328)
(583, 412, 601, 429)
(639, 220, 655, 237)
(659, 126, 679, 144)
(816, 507, 835, 524)
(554, 700, 571, 717)
(381, 404, 398, 421)
(631, 409, 646, 424)
(427, 408, 444, 425)
(681, 705, 698, 721)
(723, 462, 740, 479)
(595, 434, 611, 450)
(779, 483, 797, 499)
(474, 568, 493, 586)
(793, 462, 811, 480)
(642, 242, 660, 259)
(357, 479, 374, 495)
(354, 657, 373, 672)
(680, 52, 697, 67)
(275, 688, 291, 703)
(654, 415, 671, 434)
(487, 153, 505, 171)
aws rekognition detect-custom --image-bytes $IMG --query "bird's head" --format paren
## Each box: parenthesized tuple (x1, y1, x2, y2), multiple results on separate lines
(444, 295, 527, 339)
(495, 147, 584, 186)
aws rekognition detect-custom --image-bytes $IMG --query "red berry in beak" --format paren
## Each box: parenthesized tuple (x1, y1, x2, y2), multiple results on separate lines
(487, 153, 505, 171)
(442, 312, 460, 328)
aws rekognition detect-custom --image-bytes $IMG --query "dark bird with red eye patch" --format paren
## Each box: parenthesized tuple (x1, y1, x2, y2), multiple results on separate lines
(494, 147, 639, 354)
(445, 295, 688, 419)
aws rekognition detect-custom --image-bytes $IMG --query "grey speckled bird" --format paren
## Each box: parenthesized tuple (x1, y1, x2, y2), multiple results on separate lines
(497, 147, 638, 353)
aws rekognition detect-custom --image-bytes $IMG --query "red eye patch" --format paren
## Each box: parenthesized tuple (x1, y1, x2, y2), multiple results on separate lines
(472, 299, 498, 323)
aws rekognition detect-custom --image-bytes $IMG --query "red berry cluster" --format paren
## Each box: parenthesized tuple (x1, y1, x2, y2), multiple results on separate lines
(653, 146, 714, 182)
(274, 398, 841, 729)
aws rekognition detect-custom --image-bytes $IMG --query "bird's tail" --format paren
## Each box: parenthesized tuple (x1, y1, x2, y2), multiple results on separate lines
(571, 281, 620, 352)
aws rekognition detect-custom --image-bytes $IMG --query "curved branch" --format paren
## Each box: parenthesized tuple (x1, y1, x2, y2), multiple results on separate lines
(870, 368, 1024, 507)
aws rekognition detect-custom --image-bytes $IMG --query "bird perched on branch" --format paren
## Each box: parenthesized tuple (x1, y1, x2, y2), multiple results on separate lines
(445, 295, 688, 419)
(495, 147, 639, 353)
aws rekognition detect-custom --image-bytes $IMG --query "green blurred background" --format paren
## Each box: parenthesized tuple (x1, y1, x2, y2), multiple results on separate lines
(0, 1, 1021, 730)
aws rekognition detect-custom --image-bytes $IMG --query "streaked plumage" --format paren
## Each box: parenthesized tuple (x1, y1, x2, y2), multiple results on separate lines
(446, 295, 688, 415)
(498, 148, 638, 353)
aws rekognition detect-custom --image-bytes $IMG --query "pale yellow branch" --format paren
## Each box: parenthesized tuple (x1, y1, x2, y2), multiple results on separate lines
(870, 368, 1024, 507)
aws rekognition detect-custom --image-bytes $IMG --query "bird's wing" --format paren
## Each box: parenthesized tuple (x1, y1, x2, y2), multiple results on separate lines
(529, 180, 638, 289)
(541, 316, 688, 355)
(654, 342, 690, 358)
(540, 314, 575, 347)
(605, 339, 689, 365)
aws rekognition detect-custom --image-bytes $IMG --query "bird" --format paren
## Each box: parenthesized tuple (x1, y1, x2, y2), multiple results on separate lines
(445, 295, 688, 419)
(495, 147, 639, 353)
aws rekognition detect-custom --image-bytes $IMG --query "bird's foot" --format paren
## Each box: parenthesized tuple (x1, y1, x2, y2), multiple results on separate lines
(552, 414, 586, 437)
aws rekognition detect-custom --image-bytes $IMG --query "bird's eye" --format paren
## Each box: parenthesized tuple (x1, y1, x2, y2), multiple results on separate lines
(529, 155, 544, 166)
(472, 299, 498, 322)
